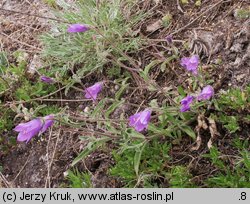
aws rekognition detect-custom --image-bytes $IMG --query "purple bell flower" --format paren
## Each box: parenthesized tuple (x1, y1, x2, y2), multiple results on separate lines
(14, 115, 55, 143)
(40, 76, 54, 84)
(197, 85, 214, 101)
(84, 82, 102, 100)
(180, 95, 194, 112)
(180, 55, 199, 75)
(14, 119, 43, 143)
(129, 109, 151, 132)
(67, 24, 90, 33)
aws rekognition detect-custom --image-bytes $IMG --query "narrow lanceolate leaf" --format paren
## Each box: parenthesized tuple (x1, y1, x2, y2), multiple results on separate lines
(148, 124, 172, 137)
(105, 99, 124, 118)
(91, 99, 106, 117)
(180, 125, 196, 139)
(129, 129, 145, 139)
(134, 142, 147, 176)
(72, 137, 110, 166)
(160, 55, 177, 72)
(177, 86, 186, 96)
(115, 77, 129, 100)
(139, 60, 161, 80)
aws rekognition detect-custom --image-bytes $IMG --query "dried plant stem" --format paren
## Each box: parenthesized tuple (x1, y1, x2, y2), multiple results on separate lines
(0, 8, 68, 23)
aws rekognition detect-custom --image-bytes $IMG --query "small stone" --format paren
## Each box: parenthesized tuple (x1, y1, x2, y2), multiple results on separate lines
(63, 171, 69, 177)
(114, 85, 120, 90)
(84, 106, 90, 113)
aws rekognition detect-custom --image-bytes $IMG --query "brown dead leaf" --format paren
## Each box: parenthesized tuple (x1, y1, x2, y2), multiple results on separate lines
(146, 20, 162, 32)
(191, 114, 208, 151)
(207, 118, 220, 149)
(28, 55, 42, 75)
(191, 131, 202, 151)
(192, 116, 220, 150)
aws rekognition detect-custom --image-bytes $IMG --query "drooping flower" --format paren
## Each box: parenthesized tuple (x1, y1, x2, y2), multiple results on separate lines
(197, 85, 214, 101)
(67, 24, 90, 33)
(14, 115, 55, 143)
(165, 35, 173, 44)
(40, 76, 54, 84)
(129, 109, 151, 132)
(180, 55, 199, 75)
(14, 119, 43, 143)
(180, 95, 194, 112)
(84, 82, 102, 100)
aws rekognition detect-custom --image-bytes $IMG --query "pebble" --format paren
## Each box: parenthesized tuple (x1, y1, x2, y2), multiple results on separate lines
(84, 106, 90, 113)
(114, 85, 120, 90)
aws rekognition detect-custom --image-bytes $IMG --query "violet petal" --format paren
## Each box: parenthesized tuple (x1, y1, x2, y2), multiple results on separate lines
(197, 85, 214, 101)
(180, 55, 199, 75)
(40, 76, 54, 84)
(180, 95, 194, 112)
(67, 24, 90, 33)
(14, 118, 43, 143)
(85, 82, 102, 100)
(129, 109, 151, 132)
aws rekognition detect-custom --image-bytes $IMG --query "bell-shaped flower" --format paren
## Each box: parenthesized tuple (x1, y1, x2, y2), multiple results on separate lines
(129, 109, 151, 132)
(84, 82, 102, 100)
(197, 85, 214, 101)
(14, 119, 43, 143)
(181, 55, 199, 75)
(67, 24, 90, 33)
(14, 115, 55, 143)
(180, 95, 194, 112)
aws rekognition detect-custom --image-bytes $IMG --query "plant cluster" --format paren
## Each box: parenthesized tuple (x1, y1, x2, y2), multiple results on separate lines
(1, 0, 249, 188)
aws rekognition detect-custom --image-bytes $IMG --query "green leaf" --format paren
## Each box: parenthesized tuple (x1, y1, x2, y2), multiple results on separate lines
(0, 52, 8, 67)
(179, 125, 196, 139)
(139, 60, 160, 80)
(134, 142, 147, 176)
(148, 124, 172, 137)
(115, 78, 129, 100)
(149, 99, 159, 108)
(162, 13, 172, 28)
(126, 128, 145, 139)
(160, 55, 177, 72)
(177, 86, 186, 96)
(72, 137, 110, 166)
(148, 84, 157, 91)
(144, 60, 160, 75)
(105, 100, 124, 118)
(181, 0, 189, 4)
(242, 150, 250, 170)
(203, 147, 226, 170)
(91, 99, 106, 117)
